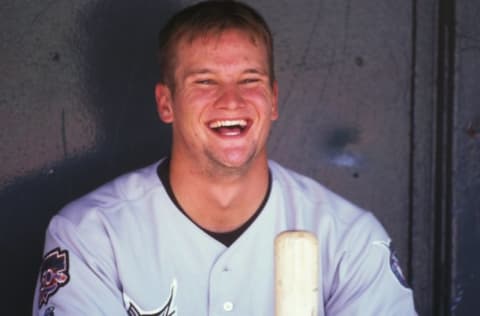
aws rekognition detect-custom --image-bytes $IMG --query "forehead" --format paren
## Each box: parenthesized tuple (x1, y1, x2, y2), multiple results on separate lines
(180, 28, 263, 51)
(175, 29, 267, 67)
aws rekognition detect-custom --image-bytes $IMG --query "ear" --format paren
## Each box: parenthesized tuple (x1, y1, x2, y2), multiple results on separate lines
(155, 83, 174, 123)
(270, 81, 279, 121)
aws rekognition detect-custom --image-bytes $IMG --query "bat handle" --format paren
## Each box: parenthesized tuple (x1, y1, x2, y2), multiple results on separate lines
(275, 231, 319, 316)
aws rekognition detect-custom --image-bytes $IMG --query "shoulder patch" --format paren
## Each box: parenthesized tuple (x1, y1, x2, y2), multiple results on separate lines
(38, 248, 70, 308)
(373, 240, 410, 288)
(388, 242, 410, 288)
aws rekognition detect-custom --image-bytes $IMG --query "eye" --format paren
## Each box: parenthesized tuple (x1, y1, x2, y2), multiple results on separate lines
(195, 79, 216, 85)
(240, 78, 260, 84)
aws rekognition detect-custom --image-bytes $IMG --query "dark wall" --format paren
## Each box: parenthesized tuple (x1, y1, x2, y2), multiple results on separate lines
(1, 0, 478, 315)
(449, 0, 480, 314)
(1, 1, 178, 314)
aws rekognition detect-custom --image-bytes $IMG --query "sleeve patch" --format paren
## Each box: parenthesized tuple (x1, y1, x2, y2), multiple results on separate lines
(373, 240, 410, 289)
(38, 248, 70, 308)
(388, 242, 410, 288)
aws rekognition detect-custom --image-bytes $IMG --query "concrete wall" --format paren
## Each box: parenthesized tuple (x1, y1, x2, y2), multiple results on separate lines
(1, 0, 478, 315)
(450, 0, 480, 314)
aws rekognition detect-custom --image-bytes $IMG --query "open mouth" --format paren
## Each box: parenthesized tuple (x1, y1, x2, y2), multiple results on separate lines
(208, 119, 250, 136)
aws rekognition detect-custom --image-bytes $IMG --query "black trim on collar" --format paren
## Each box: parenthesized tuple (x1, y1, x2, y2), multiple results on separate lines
(157, 158, 271, 247)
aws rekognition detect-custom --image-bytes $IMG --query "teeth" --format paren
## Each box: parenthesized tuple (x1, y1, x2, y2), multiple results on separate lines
(209, 119, 247, 129)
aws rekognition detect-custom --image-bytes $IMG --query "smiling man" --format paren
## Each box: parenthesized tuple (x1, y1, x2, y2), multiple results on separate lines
(155, 26, 278, 233)
(33, 1, 417, 315)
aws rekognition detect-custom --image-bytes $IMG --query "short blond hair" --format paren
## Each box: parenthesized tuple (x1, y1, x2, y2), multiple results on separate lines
(157, 0, 275, 90)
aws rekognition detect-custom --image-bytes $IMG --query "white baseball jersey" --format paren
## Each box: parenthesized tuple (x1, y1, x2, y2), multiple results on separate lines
(33, 159, 417, 315)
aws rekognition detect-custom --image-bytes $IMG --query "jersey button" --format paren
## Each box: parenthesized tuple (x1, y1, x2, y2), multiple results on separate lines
(223, 301, 234, 312)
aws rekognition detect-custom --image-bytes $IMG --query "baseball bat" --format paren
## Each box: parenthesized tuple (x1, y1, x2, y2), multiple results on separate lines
(274, 230, 319, 316)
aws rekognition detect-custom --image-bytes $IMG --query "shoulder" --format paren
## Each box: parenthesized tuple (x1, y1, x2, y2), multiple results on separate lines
(269, 160, 355, 209)
(42, 160, 167, 276)
(269, 160, 379, 223)
(56, 160, 164, 229)
(268, 160, 389, 244)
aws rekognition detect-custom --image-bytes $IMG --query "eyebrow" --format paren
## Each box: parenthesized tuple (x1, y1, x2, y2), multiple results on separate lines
(185, 68, 268, 77)
(243, 68, 268, 76)
(185, 68, 212, 76)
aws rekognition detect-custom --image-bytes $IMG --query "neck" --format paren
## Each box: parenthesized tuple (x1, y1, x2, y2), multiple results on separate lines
(168, 153, 270, 232)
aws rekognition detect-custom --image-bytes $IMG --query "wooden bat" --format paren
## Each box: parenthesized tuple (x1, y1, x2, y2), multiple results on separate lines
(275, 231, 319, 316)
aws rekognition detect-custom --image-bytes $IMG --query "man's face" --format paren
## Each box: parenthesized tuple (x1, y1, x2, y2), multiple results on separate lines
(156, 29, 278, 173)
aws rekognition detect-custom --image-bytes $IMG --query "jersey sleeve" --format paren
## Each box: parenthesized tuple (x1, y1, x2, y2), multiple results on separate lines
(32, 214, 126, 316)
(325, 213, 418, 315)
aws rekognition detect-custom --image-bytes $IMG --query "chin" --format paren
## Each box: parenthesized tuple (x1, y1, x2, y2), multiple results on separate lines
(219, 150, 267, 171)
(206, 143, 269, 170)
(207, 150, 252, 170)
(219, 158, 251, 169)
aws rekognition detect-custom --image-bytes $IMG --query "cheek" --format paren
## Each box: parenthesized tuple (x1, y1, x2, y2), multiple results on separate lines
(177, 90, 219, 119)
(244, 88, 276, 111)
(185, 85, 218, 100)
(172, 97, 207, 132)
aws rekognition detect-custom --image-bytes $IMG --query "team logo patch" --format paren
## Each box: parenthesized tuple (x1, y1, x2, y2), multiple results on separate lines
(388, 242, 409, 288)
(374, 240, 409, 288)
(123, 279, 177, 316)
(38, 248, 70, 308)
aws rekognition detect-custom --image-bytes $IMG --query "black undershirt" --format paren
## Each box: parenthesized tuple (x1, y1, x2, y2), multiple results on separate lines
(157, 159, 271, 247)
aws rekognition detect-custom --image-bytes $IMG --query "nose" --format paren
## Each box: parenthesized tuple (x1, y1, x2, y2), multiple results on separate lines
(215, 84, 244, 110)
